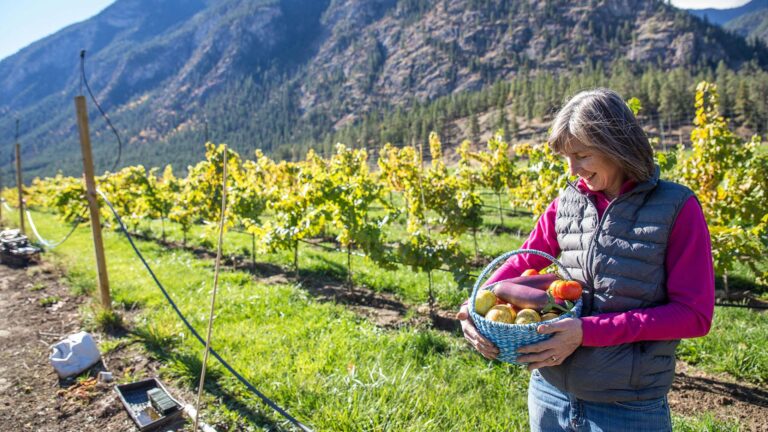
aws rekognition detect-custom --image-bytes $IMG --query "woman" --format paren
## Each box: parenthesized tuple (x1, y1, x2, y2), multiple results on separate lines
(456, 88, 715, 431)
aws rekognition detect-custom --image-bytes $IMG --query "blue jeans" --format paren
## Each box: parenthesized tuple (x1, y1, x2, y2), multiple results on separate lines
(528, 369, 672, 432)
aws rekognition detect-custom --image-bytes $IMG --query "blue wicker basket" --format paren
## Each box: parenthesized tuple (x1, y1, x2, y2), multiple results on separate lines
(469, 249, 583, 365)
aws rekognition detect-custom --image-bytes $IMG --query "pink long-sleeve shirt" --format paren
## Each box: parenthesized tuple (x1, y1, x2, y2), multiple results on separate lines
(485, 179, 715, 347)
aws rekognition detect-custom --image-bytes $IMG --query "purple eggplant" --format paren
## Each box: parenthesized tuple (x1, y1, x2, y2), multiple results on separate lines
(501, 273, 559, 291)
(491, 280, 568, 312)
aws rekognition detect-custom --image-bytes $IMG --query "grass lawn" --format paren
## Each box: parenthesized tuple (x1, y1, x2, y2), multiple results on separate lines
(1, 207, 761, 430)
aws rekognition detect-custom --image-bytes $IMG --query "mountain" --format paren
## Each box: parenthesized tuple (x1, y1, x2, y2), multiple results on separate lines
(725, 8, 768, 44)
(685, 0, 768, 45)
(686, 0, 768, 26)
(1, 0, 767, 180)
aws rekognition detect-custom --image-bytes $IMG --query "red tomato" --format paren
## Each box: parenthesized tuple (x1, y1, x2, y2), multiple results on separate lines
(521, 269, 539, 276)
(549, 280, 582, 301)
(548, 280, 564, 294)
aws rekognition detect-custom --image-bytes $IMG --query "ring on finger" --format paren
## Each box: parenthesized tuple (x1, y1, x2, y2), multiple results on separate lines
(550, 355, 558, 362)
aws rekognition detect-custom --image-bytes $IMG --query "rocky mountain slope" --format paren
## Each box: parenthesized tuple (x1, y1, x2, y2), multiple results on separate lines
(1, 0, 766, 178)
(686, 0, 768, 26)
(725, 8, 768, 44)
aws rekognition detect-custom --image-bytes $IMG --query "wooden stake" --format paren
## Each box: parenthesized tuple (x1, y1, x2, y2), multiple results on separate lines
(195, 147, 228, 432)
(15, 142, 25, 235)
(75, 95, 112, 310)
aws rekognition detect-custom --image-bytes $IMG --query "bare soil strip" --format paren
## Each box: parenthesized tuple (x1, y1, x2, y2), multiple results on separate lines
(0, 262, 189, 431)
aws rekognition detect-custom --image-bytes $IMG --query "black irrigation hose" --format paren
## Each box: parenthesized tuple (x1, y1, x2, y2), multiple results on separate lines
(191, 224, 479, 277)
(478, 203, 533, 217)
(3, 200, 84, 250)
(80, 51, 123, 172)
(296, 238, 480, 279)
(96, 189, 313, 432)
(297, 238, 365, 257)
(25, 209, 82, 250)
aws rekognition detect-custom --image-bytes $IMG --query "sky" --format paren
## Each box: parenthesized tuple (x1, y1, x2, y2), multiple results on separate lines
(670, 0, 751, 9)
(0, 0, 755, 62)
(0, 0, 115, 61)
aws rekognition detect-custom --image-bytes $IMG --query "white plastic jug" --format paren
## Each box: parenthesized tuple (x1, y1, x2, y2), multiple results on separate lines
(49, 331, 101, 378)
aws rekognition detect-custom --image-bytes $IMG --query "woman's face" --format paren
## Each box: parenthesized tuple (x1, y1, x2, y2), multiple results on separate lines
(563, 139, 626, 199)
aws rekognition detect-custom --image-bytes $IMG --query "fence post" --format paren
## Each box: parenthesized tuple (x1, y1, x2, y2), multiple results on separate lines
(75, 95, 112, 310)
(15, 141, 25, 235)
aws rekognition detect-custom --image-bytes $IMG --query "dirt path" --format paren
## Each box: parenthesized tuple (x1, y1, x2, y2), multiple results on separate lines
(670, 361, 768, 431)
(0, 261, 189, 431)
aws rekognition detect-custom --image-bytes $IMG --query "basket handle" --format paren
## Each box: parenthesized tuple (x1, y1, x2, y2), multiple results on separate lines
(469, 249, 573, 315)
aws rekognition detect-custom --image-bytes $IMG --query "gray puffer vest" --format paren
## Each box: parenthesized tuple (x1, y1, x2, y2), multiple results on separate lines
(538, 168, 693, 402)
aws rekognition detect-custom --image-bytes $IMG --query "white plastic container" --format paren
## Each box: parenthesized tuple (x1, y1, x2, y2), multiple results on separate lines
(49, 331, 101, 378)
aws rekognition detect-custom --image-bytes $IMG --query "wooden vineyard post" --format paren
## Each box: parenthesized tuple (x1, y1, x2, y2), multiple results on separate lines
(75, 95, 112, 310)
(15, 141, 25, 235)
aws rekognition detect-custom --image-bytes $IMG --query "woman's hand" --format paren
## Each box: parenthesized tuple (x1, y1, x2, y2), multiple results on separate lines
(516, 318, 582, 371)
(456, 303, 499, 360)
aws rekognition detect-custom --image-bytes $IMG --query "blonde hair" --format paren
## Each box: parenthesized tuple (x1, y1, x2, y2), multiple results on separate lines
(548, 88, 655, 182)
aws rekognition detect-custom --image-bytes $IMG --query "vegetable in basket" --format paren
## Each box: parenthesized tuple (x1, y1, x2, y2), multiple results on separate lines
(490, 280, 573, 314)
